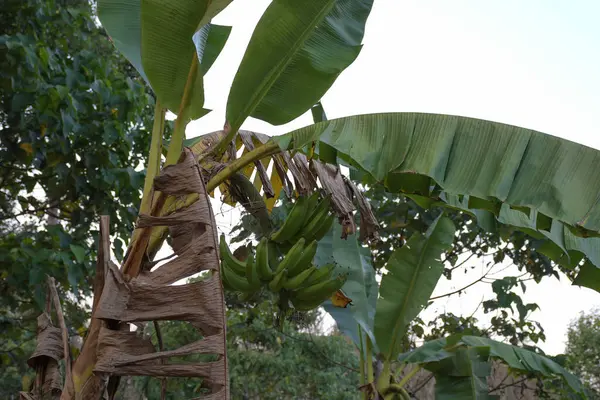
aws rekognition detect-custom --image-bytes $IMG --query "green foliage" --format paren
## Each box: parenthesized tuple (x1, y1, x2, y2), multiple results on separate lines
(317, 221, 378, 349)
(365, 183, 551, 347)
(565, 308, 600, 397)
(114, 295, 360, 400)
(432, 347, 496, 400)
(98, 0, 232, 119)
(227, 323, 360, 399)
(0, 0, 156, 246)
(399, 335, 586, 398)
(0, 0, 154, 396)
(226, 294, 358, 400)
(226, 0, 373, 130)
(277, 113, 600, 280)
(375, 215, 456, 361)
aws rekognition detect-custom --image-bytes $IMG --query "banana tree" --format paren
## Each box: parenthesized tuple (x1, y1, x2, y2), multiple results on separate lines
(24, 0, 600, 399)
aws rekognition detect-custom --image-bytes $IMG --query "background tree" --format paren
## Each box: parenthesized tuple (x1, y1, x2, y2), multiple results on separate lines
(0, 0, 155, 396)
(565, 308, 600, 398)
(363, 182, 554, 348)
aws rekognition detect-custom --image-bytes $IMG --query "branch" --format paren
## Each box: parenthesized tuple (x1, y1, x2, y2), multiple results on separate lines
(446, 253, 475, 272)
(0, 206, 52, 221)
(430, 264, 496, 300)
(488, 371, 510, 393)
(410, 373, 434, 396)
(488, 377, 529, 393)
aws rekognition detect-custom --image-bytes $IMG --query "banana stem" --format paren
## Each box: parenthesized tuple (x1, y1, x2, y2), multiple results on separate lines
(366, 335, 374, 384)
(164, 54, 198, 167)
(139, 101, 165, 215)
(397, 365, 421, 388)
(145, 140, 281, 260)
(358, 327, 367, 400)
(122, 101, 165, 269)
(122, 55, 198, 277)
(376, 359, 391, 397)
(208, 140, 280, 192)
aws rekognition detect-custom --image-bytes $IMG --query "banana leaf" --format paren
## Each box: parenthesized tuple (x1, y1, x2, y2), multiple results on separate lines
(573, 260, 600, 292)
(275, 112, 600, 284)
(398, 335, 585, 397)
(316, 222, 378, 348)
(374, 214, 456, 361)
(98, 0, 232, 118)
(432, 347, 497, 400)
(226, 0, 373, 130)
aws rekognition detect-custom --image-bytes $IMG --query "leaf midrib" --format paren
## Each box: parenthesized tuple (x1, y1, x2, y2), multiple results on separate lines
(230, 0, 336, 130)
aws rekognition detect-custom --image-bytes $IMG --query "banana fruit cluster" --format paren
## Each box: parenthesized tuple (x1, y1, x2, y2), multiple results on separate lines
(270, 192, 335, 245)
(219, 193, 344, 311)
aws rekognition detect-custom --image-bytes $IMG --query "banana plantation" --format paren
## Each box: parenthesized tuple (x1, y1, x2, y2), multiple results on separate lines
(4, 0, 600, 399)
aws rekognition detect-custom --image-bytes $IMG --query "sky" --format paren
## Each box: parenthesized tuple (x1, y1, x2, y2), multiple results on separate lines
(178, 0, 600, 354)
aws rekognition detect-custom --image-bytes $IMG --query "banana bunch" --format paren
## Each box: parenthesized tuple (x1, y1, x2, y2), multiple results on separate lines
(219, 236, 345, 311)
(270, 192, 336, 245)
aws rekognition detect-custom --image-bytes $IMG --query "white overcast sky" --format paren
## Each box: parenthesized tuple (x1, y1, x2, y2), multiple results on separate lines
(182, 0, 600, 354)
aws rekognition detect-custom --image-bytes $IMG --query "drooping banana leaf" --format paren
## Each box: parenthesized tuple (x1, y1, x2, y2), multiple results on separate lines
(317, 223, 378, 347)
(275, 112, 600, 285)
(314, 223, 378, 346)
(432, 347, 497, 400)
(374, 214, 456, 361)
(398, 335, 586, 397)
(98, 0, 232, 118)
(573, 260, 600, 292)
(226, 0, 374, 131)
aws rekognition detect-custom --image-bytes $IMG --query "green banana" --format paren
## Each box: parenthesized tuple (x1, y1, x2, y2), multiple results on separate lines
(290, 295, 327, 311)
(305, 191, 321, 214)
(245, 251, 261, 290)
(308, 195, 331, 220)
(287, 240, 318, 277)
(270, 196, 308, 243)
(221, 261, 254, 293)
(268, 268, 287, 292)
(306, 213, 335, 243)
(283, 266, 316, 290)
(302, 263, 336, 287)
(267, 240, 282, 271)
(219, 234, 246, 276)
(220, 262, 234, 291)
(274, 237, 305, 274)
(297, 198, 332, 241)
(293, 275, 347, 302)
(255, 237, 273, 281)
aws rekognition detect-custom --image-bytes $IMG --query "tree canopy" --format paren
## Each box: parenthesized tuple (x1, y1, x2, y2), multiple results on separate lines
(566, 308, 600, 398)
(0, 0, 154, 395)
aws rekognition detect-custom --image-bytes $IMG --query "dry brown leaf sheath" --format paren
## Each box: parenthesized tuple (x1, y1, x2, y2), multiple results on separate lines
(20, 315, 64, 400)
(311, 159, 357, 238)
(92, 149, 229, 399)
(238, 130, 275, 198)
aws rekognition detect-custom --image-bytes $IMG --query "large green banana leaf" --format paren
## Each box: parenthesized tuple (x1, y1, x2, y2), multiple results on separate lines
(398, 335, 585, 397)
(98, 0, 232, 118)
(226, 0, 373, 131)
(316, 223, 379, 347)
(374, 214, 456, 362)
(275, 112, 600, 289)
(432, 347, 497, 400)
